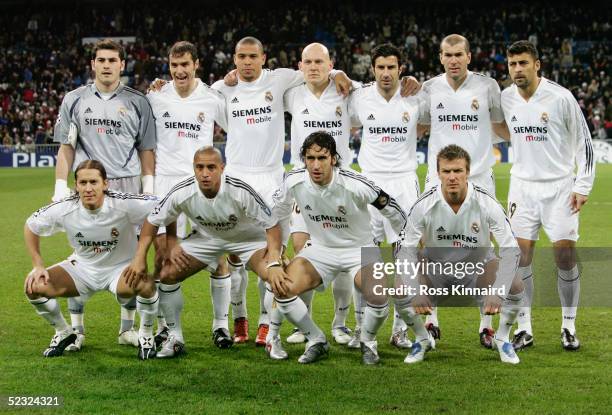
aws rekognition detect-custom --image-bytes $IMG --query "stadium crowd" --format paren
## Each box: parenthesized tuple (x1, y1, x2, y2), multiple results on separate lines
(0, 1, 610, 147)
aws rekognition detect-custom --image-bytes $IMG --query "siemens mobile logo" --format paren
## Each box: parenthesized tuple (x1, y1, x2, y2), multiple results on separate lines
(164, 121, 202, 132)
(437, 234, 478, 243)
(369, 126, 408, 134)
(86, 118, 122, 135)
(232, 106, 272, 125)
(513, 126, 549, 142)
(304, 120, 343, 128)
(438, 114, 479, 131)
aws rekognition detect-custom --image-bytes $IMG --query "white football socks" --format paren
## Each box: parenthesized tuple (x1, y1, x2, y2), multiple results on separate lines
(558, 265, 580, 334)
(516, 265, 534, 335)
(30, 297, 70, 332)
(159, 283, 184, 342)
(136, 292, 159, 338)
(210, 274, 231, 331)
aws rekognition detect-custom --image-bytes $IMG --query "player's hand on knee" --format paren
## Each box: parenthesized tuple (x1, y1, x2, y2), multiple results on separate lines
(412, 295, 433, 315)
(267, 267, 290, 297)
(123, 258, 147, 289)
(148, 78, 167, 92)
(24, 267, 49, 295)
(224, 69, 238, 86)
(483, 295, 503, 315)
(169, 245, 190, 271)
(400, 76, 421, 97)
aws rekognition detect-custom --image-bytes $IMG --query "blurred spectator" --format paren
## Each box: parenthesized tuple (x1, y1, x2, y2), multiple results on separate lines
(0, 0, 609, 146)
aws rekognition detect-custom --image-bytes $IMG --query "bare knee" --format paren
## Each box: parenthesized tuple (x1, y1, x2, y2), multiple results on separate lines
(136, 277, 157, 297)
(159, 266, 180, 285)
(553, 241, 576, 270)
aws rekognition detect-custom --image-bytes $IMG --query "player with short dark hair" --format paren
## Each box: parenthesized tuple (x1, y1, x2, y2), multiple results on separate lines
(396, 145, 524, 364)
(502, 40, 595, 351)
(348, 42, 428, 350)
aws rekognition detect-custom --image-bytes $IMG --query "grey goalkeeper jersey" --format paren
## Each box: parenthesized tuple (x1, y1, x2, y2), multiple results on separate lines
(54, 83, 156, 178)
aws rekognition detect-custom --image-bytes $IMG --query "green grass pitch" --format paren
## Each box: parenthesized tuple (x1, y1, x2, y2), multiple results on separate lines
(1, 164, 611, 414)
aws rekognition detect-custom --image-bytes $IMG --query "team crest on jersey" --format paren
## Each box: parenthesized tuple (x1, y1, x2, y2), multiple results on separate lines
(338, 205, 347, 215)
(111, 227, 120, 238)
(541, 112, 549, 124)
(118, 107, 127, 117)
(335, 106, 342, 117)
(228, 214, 238, 223)
(471, 98, 479, 111)
(265, 91, 273, 102)
(471, 222, 480, 234)
(402, 112, 410, 123)
(197, 112, 205, 123)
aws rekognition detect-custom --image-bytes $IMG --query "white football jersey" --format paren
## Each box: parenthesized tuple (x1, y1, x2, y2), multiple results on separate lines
(400, 182, 519, 284)
(421, 71, 503, 176)
(27, 192, 158, 272)
(212, 69, 303, 171)
(284, 80, 356, 167)
(148, 174, 277, 242)
(148, 80, 227, 176)
(349, 83, 427, 174)
(273, 167, 407, 248)
(502, 77, 595, 195)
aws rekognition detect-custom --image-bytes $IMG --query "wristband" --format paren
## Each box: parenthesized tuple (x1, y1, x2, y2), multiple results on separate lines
(141, 175, 154, 194)
(52, 179, 70, 202)
(266, 261, 281, 269)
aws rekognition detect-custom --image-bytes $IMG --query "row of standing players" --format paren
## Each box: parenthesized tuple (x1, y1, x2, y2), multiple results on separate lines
(25, 34, 594, 364)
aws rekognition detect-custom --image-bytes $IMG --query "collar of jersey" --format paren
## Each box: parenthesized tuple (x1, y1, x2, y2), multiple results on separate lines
(444, 70, 472, 92)
(78, 196, 107, 216)
(305, 167, 337, 192)
(91, 82, 123, 99)
(196, 173, 225, 200)
(437, 181, 474, 215)
(237, 71, 265, 87)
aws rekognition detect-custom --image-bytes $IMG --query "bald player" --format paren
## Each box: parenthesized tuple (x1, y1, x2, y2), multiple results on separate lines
(281, 43, 359, 346)
(420, 34, 509, 347)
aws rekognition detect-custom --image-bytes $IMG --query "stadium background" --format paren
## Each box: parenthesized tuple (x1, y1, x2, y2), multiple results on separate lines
(1, 1, 611, 413)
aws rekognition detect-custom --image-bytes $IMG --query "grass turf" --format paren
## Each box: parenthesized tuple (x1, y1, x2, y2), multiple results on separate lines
(0, 164, 611, 414)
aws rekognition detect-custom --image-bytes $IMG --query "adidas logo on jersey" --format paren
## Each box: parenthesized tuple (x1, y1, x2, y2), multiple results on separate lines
(84, 107, 92, 114)
(436, 226, 446, 232)
(511, 115, 517, 122)
(162, 112, 171, 118)
(304, 205, 312, 211)
(436, 103, 444, 109)
(367, 114, 375, 120)
(302, 108, 309, 114)
(75, 232, 84, 238)
(231, 97, 239, 103)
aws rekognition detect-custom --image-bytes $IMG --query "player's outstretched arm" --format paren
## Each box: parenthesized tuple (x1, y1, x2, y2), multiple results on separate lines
(492, 121, 510, 142)
(138, 150, 155, 193)
(400, 76, 421, 97)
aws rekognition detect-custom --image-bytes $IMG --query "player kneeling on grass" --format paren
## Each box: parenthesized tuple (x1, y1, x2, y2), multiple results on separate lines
(24, 160, 160, 360)
(266, 131, 408, 364)
(123, 146, 285, 358)
(394, 145, 525, 364)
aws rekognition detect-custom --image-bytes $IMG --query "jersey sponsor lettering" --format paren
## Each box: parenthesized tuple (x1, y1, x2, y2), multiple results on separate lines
(303, 120, 343, 128)
(231, 106, 272, 117)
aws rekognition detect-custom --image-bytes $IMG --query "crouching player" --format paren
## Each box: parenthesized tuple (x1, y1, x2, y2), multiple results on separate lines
(395, 145, 525, 364)
(266, 131, 408, 364)
(123, 146, 285, 358)
(24, 160, 160, 359)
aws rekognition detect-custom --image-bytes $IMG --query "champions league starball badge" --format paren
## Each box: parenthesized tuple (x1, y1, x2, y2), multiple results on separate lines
(229, 214, 238, 223)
